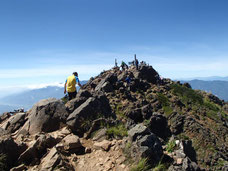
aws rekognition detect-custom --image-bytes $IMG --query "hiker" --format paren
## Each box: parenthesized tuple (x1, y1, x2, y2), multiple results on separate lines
(121, 61, 128, 71)
(125, 75, 131, 84)
(134, 54, 139, 70)
(64, 72, 82, 100)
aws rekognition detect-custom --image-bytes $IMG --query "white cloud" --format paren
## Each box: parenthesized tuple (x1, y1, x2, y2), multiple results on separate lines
(0, 64, 113, 79)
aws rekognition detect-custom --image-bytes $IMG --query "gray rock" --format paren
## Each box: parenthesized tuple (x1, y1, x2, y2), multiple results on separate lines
(0, 112, 11, 124)
(2, 113, 26, 133)
(65, 90, 91, 113)
(182, 157, 200, 171)
(101, 81, 113, 92)
(39, 147, 61, 171)
(0, 135, 20, 169)
(149, 113, 171, 140)
(128, 124, 163, 163)
(128, 124, 150, 141)
(18, 134, 56, 165)
(17, 98, 68, 135)
(67, 94, 112, 136)
(61, 134, 82, 152)
(133, 65, 160, 84)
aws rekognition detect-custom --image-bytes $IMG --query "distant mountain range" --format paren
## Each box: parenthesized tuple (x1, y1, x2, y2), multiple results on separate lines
(0, 81, 87, 114)
(180, 76, 228, 81)
(181, 80, 228, 102)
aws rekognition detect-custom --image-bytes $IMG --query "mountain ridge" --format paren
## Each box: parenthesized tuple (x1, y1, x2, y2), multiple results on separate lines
(0, 64, 227, 170)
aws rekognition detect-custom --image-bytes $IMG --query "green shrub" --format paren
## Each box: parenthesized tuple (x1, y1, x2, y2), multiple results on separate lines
(106, 123, 128, 138)
(153, 163, 167, 171)
(130, 158, 150, 171)
(204, 100, 220, 112)
(115, 103, 126, 118)
(166, 140, 176, 153)
(163, 106, 173, 117)
(156, 93, 169, 106)
(171, 84, 203, 105)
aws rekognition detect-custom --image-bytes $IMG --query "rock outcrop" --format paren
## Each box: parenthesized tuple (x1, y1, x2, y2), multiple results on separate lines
(0, 63, 228, 171)
(17, 98, 68, 135)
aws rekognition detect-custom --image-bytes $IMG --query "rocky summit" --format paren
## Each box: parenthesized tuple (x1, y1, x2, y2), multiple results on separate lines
(0, 63, 228, 171)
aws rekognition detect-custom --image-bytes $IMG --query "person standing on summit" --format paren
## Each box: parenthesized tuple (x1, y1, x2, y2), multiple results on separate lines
(64, 72, 82, 100)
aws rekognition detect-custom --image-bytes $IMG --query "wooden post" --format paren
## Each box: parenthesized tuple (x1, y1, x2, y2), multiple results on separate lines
(115, 59, 117, 67)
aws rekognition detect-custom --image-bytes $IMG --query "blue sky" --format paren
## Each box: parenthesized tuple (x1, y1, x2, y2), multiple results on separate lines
(0, 0, 228, 96)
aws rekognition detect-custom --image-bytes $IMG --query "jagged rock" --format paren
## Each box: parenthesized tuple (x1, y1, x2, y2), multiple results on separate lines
(0, 127, 9, 136)
(48, 127, 71, 143)
(65, 89, 92, 113)
(84, 118, 115, 139)
(124, 108, 143, 123)
(128, 124, 163, 163)
(117, 71, 127, 81)
(141, 104, 153, 120)
(0, 112, 26, 133)
(128, 124, 150, 141)
(92, 128, 107, 141)
(0, 112, 11, 124)
(181, 140, 197, 162)
(168, 157, 200, 171)
(18, 134, 56, 165)
(183, 82, 191, 89)
(61, 134, 83, 153)
(95, 73, 117, 92)
(0, 135, 20, 169)
(182, 157, 200, 171)
(133, 65, 160, 84)
(39, 147, 61, 171)
(94, 140, 112, 151)
(17, 98, 68, 135)
(168, 112, 185, 135)
(10, 164, 26, 171)
(207, 93, 223, 106)
(67, 94, 113, 136)
(149, 113, 171, 140)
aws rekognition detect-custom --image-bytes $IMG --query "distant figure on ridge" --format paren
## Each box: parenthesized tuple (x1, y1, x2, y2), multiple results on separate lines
(121, 61, 128, 71)
(134, 54, 139, 70)
(64, 72, 82, 100)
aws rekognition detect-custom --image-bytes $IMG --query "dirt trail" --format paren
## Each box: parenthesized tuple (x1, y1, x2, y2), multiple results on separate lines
(75, 139, 129, 171)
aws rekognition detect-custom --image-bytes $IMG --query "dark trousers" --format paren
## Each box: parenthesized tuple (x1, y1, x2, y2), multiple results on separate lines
(68, 91, 77, 100)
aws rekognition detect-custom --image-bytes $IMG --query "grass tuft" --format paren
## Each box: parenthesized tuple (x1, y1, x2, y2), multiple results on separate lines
(130, 158, 150, 171)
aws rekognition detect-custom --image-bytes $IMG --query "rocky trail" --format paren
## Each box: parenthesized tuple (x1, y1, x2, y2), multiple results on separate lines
(0, 63, 228, 171)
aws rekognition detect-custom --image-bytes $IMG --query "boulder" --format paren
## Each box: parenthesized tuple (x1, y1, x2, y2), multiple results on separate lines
(1, 112, 26, 133)
(93, 140, 112, 151)
(168, 112, 185, 135)
(149, 113, 171, 140)
(124, 108, 143, 123)
(39, 147, 61, 171)
(17, 98, 68, 135)
(141, 104, 153, 120)
(182, 157, 200, 171)
(48, 127, 71, 143)
(67, 94, 113, 136)
(133, 65, 160, 84)
(65, 89, 92, 113)
(61, 134, 83, 153)
(128, 124, 163, 163)
(18, 134, 56, 165)
(95, 73, 117, 92)
(0, 135, 20, 169)
(0, 112, 11, 124)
